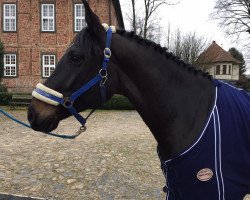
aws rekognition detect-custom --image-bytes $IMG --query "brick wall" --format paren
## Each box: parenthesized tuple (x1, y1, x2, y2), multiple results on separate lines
(0, 0, 120, 92)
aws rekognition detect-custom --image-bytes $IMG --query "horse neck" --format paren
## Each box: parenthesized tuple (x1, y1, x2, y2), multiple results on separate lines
(111, 33, 215, 160)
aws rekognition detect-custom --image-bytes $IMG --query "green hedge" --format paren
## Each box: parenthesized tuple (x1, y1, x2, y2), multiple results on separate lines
(0, 92, 12, 105)
(0, 84, 7, 92)
(0, 92, 31, 106)
(0, 93, 134, 110)
(102, 95, 134, 110)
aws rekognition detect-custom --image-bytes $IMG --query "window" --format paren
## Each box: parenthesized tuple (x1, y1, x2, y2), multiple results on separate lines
(228, 65, 231, 75)
(223, 65, 227, 75)
(42, 55, 55, 77)
(74, 4, 86, 32)
(41, 4, 55, 32)
(216, 65, 220, 75)
(3, 4, 16, 31)
(4, 54, 17, 77)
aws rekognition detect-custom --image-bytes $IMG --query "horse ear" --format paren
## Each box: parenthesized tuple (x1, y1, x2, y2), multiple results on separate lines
(82, 0, 104, 37)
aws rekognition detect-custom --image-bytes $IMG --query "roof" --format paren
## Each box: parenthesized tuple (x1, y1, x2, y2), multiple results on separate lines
(112, 0, 124, 29)
(196, 41, 241, 65)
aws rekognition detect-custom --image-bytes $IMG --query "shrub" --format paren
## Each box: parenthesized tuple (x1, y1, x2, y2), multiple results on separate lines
(0, 92, 12, 105)
(0, 84, 7, 92)
(102, 95, 134, 110)
(0, 41, 4, 80)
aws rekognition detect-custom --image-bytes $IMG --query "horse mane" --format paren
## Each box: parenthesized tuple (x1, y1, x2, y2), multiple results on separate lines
(116, 29, 212, 80)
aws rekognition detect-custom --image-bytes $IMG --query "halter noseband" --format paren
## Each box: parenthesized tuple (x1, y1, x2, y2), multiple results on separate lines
(32, 25, 115, 132)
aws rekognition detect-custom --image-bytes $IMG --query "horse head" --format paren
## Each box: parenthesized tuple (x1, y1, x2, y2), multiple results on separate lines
(28, 0, 120, 132)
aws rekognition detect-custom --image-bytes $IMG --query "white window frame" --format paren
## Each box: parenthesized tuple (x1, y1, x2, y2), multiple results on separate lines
(42, 55, 56, 78)
(41, 4, 55, 32)
(74, 4, 86, 32)
(3, 4, 16, 32)
(4, 54, 17, 77)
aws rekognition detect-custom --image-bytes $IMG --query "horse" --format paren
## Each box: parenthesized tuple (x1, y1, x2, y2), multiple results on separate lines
(27, 1, 250, 199)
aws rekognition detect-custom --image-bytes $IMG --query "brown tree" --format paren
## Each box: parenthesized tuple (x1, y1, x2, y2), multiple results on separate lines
(211, 0, 250, 37)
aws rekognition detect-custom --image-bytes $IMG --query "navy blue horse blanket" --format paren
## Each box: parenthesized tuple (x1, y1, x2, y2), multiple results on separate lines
(160, 81, 250, 200)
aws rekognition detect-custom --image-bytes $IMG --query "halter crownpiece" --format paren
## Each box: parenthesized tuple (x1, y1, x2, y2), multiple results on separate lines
(102, 23, 116, 33)
(32, 26, 114, 131)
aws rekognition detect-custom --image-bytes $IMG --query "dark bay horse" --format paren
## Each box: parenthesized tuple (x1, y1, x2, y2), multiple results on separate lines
(28, 1, 250, 199)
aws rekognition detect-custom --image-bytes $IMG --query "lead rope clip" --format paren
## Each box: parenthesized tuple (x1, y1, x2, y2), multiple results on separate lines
(76, 125, 87, 136)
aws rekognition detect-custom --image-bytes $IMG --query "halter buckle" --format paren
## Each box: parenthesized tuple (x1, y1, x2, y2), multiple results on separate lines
(104, 48, 111, 58)
(63, 97, 74, 108)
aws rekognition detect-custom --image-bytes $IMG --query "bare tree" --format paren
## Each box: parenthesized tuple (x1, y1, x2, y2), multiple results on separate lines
(143, 0, 177, 39)
(171, 28, 182, 58)
(170, 30, 209, 65)
(126, 0, 178, 41)
(211, 0, 250, 38)
(131, 0, 136, 34)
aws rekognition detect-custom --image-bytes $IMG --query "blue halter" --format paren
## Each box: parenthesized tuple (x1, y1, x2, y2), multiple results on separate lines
(33, 27, 113, 131)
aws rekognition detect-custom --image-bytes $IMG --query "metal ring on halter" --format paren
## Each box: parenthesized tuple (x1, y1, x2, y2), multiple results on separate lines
(99, 69, 108, 78)
(104, 48, 111, 58)
(63, 97, 74, 108)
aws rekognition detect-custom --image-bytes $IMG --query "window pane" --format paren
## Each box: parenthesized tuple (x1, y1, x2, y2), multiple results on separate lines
(11, 66, 16, 76)
(43, 5, 48, 17)
(45, 56, 49, 65)
(11, 55, 16, 64)
(76, 19, 80, 31)
(5, 5, 10, 16)
(49, 19, 54, 31)
(5, 55, 10, 64)
(50, 56, 55, 65)
(223, 65, 227, 74)
(43, 19, 49, 31)
(5, 66, 10, 76)
(10, 5, 16, 16)
(4, 19, 9, 31)
(10, 19, 15, 30)
(76, 5, 83, 17)
(50, 67, 55, 75)
(44, 67, 49, 77)
(216, 65, 220, 75)
(49, 5, 54, 17)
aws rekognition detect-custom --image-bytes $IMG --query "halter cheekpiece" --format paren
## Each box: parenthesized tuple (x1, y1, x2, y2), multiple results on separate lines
(32, 24, 115, 134)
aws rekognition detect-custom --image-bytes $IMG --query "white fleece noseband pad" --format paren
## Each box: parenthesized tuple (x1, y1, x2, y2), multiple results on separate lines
(102, 23, 116, 33)
(32, 83, 63, 106)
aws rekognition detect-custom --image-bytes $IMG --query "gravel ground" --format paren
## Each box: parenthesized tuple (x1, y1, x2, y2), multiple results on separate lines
(0, 109, 165, 200)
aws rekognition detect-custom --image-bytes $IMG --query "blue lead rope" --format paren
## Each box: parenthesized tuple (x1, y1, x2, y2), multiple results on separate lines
(0, 108, 82, 139)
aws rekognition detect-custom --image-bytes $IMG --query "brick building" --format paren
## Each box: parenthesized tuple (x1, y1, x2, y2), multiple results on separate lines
(0, 0, 124, 92)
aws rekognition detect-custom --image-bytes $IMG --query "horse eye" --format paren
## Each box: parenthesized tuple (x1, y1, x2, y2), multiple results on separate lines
(69, 53, 83, 64)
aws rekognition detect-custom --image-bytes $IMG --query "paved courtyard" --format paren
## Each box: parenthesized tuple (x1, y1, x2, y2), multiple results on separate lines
(0, 109, 165, 200)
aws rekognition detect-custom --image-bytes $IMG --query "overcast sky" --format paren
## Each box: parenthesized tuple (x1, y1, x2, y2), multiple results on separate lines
(119, 0, 250, 74)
